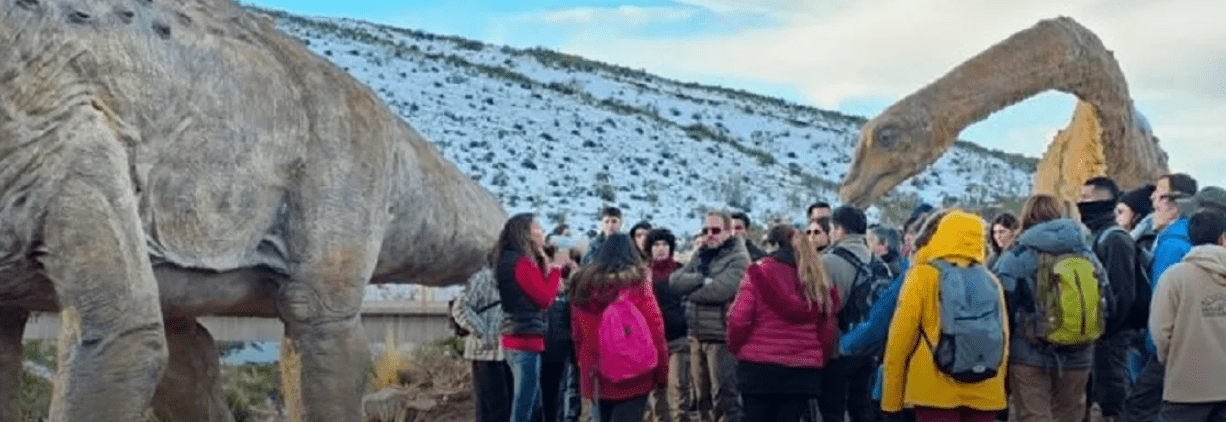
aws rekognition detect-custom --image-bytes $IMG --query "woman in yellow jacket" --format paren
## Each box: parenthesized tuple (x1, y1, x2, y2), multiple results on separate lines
(881, 209, 1009, 422)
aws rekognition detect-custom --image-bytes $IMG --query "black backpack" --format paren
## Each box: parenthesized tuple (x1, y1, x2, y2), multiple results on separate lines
(1094, 227, 1152, 330)
(833, 247, 894, 334)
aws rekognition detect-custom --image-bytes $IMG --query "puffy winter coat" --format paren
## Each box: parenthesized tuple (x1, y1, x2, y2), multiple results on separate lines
(671, 237, 750, 341)
(571, 272, 668, 401)
(882, 210, 1008, 413)
(991, 219, 1102, 370)
(726, 253, 840, 368)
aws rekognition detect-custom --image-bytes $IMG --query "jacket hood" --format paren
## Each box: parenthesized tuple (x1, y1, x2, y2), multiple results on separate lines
(1182, 245, 1226, 286)
(914, 210, 986, 264)
(830, 233, 872, 263)
(1014, 219, 1090, 255)
(753, 257, 825, 322)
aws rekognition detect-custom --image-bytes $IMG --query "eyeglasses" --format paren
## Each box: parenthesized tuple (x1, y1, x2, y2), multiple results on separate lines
(702, 227, 723, 235)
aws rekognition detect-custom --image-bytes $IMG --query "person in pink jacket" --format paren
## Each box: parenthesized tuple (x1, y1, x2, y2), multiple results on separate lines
(727, 224, 842, 422)
(570, 233, 669, 422)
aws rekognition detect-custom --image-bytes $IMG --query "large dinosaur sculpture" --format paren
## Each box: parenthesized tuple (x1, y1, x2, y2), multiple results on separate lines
(0, 1, 505, 421)
(838, 17, 1169, 209)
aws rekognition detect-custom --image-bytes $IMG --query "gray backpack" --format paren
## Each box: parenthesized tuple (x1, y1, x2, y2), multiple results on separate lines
(922, 260, 1006, 383)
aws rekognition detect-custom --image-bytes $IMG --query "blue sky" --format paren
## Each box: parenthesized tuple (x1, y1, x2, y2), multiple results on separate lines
(243, 0, 1226, 190)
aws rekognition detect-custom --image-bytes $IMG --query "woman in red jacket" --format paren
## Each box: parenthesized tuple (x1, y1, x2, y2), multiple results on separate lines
(727, 224, 841, 422)
(494, 213, 568, 422)
(570, 233, 668, 422)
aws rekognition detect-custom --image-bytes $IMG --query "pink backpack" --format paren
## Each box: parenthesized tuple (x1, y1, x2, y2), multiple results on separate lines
(597, 290, 658, 383)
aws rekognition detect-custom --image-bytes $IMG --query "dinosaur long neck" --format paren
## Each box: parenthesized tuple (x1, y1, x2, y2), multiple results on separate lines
(894, 17, 1166, 189)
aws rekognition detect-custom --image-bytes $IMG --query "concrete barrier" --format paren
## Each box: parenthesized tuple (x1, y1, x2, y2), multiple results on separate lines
(23, 301, 454, 351)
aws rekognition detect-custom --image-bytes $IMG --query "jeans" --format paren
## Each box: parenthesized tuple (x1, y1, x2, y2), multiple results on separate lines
(1127, 333, 1151, 383)
(742, 394, 810, 422)
(473, 360, 514, 422)
(558, 359, 582, 422)
(1008, 363, 1090, 422)
(1122, 355, 1165, 422)
(598, 395, 650, 422)
(507, 350, 544, 422)
(1158, 402, 1226, 422)
(690, 338, 741, 422)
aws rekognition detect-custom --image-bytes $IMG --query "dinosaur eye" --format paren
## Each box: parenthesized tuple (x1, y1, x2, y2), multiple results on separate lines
(874, 124, 901, 149)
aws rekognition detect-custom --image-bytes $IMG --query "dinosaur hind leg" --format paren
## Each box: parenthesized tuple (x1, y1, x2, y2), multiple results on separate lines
(152, 317, 235, 422)
(0, 307, 30, 422)
(277, 249, 375, 422)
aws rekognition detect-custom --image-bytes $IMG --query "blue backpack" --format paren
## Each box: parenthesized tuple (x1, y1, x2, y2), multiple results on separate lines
(922, 260, 1006, 383)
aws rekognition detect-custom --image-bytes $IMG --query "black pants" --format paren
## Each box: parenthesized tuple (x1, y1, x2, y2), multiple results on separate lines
(541, 358, 581, 422)
(474, 359, 514, 422)
(1090, 330, 1136, 418)
(743, 394, 810, 422)
(1122, 354, 1165, 422)
(598, 395, 649, 422)
(819, 355, 877, 422)
(1159, 402, 1226, 422)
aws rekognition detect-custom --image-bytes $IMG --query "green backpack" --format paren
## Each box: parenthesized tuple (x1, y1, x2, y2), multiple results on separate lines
(1026, 252, 1107, 347)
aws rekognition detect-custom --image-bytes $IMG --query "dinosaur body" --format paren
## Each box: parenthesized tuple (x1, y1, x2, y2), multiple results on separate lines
(0, 1, 505, 421)
(838, 17, 1169, 209)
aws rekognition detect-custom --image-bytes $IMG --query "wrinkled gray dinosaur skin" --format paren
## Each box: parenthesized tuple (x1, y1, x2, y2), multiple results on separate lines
(0, 1, 506, 421)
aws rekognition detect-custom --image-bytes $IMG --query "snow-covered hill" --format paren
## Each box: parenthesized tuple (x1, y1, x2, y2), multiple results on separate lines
(243, 7, 1037, 298)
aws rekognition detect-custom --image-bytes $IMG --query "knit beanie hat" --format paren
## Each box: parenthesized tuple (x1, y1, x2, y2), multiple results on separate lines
(1119, 185, 1155, 217)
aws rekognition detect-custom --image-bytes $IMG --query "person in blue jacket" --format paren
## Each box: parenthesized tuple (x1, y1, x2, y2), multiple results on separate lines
(840, 205, 932, 356)
(1124, 183, 1226, 422)
(836, 205, 933, 422)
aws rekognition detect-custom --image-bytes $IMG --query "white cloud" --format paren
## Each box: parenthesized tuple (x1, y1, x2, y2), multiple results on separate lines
(667, 0, 814, 18)
(534, 0, 1226, 187)
(512, 6, 698, 27)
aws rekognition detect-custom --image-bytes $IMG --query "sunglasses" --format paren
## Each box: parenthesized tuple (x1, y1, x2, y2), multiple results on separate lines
(702, 227, 723, 235)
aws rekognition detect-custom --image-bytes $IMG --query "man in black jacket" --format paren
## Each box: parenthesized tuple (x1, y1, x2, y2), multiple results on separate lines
(1079, 176, 1141, 422)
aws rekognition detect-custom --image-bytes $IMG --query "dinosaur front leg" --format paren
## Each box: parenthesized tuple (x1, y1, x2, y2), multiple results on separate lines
(40, 175, 167, 421)
(152, 318, 235, 422)
(0, 307, 29, 422)
(277, 256, 371, 422)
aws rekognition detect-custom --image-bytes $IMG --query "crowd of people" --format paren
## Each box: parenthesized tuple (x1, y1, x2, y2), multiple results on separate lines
(450, 172, 1226, 422)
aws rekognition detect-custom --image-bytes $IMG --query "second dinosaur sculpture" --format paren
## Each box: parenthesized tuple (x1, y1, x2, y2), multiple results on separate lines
(839, 17, 1169, 208)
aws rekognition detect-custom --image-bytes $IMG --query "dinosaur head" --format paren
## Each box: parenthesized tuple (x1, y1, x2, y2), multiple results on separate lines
(840, 106, 946, 209)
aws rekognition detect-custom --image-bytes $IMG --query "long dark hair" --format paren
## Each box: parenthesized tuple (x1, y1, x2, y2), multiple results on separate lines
(569, 233, 645, 308)
(489, 213, 543, 269)
(987, 212, 1020, 256)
